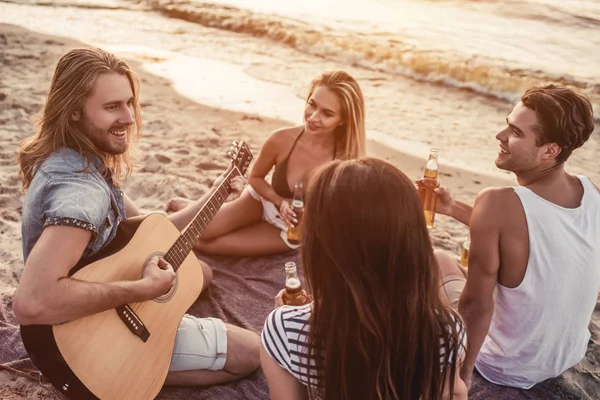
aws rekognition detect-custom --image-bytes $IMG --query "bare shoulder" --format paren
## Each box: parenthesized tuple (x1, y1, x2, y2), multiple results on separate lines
(260, 126, 304, 159)
(475, 186, 518, 205)
(269, 125, 304, 140)
(266, 126, 304, 146)
(472, 186, 521, 222)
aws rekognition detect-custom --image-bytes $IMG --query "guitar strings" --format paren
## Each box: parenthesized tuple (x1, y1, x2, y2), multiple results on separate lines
(127, 164, 245, 317)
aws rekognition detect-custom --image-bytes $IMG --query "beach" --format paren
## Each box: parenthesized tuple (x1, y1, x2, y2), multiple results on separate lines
(0, 0, 598, 398)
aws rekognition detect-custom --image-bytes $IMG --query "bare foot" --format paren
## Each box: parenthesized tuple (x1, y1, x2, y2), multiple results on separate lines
(165, 197, 192, 213)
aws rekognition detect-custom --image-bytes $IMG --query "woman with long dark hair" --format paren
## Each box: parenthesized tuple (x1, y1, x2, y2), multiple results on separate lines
(261, 158, 468, 400)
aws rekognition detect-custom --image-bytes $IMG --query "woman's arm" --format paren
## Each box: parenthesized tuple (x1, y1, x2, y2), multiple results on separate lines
(248, 129, 288, 208)
(260, 344, 309, 400)
(441, 352, 468, 400)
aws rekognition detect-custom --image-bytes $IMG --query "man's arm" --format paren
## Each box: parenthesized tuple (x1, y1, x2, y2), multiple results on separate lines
(123, 175, 225, 232)
(457, 188, 504, 384)
(427, 185, 473, 226)
(447, 200, 473, 227)
(124, 193, 141, 217)
(166, 129, 289, 231)
(13, 225, 175, 326)
(167, 183, 223, 232)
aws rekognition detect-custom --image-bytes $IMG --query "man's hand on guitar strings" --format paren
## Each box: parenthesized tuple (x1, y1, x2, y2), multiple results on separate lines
(142, 256, 176, 299)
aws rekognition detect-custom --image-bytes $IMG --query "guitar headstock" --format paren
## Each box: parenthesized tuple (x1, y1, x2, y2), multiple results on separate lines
(227, 140, 253, 177)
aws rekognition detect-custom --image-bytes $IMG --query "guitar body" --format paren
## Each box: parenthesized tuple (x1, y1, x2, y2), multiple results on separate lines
(21, 213, 204, 400)
(19, 140, 253, 399)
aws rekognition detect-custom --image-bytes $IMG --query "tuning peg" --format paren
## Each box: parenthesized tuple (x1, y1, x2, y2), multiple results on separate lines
(227, 151, 234, 158)
(232, 140, 239, 146)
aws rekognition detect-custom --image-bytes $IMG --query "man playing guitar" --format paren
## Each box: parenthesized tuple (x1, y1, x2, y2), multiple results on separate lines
(13, 47, 259, 398)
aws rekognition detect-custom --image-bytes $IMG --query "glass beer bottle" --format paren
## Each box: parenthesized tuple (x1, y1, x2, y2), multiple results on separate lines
(460, 236, 470, 268)
(418, 148, 440, 229)
(286, 182, 304, 245)
(282, 261, 310, 306)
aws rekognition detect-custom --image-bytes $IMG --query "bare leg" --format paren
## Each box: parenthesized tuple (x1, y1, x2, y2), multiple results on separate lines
(166, 197, 192, 213)
(164, 324, 261, 386)
(199, 189, 264, 240)
(195, 221, 293, 257)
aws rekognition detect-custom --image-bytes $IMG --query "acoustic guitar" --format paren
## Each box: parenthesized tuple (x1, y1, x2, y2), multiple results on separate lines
(20, 141, 253, 399)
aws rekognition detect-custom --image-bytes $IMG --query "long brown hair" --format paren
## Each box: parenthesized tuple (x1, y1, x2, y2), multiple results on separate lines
(307, 71, 366, 160)
(301, 158, 463, 400)
(18, 47, 142, 189)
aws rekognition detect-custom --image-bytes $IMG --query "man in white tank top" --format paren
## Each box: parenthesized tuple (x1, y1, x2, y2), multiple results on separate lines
(431, 85, 600, 390)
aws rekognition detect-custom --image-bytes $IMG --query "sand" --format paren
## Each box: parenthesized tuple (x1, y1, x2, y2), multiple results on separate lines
(0, 13, 597, 399)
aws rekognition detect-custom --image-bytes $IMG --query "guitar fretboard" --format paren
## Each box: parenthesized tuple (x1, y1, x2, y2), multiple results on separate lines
(164, 168, 241, 271)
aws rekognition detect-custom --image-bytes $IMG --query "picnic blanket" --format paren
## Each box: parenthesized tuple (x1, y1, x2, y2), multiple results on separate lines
(1, 251, 599, 399)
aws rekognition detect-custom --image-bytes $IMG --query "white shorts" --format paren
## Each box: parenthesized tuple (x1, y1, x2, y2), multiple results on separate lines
(169, 315, 228, 371)
(246, 185, 300, 249)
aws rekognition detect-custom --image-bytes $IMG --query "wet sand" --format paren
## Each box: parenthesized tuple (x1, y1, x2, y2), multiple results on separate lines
(0, 2, 598, 397)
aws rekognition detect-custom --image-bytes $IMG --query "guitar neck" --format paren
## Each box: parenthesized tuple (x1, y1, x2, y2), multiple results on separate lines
(163, 168, 241, 271)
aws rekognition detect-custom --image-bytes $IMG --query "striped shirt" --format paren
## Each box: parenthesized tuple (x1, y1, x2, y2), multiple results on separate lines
(261, 303, 467, 392)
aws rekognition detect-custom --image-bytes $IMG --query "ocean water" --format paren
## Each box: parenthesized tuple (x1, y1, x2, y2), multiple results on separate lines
(145, 0, 600, 114)
(1, 0, 599, 182)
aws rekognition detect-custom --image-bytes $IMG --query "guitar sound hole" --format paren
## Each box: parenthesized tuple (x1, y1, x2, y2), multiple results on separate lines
(156, 277, 178, 302)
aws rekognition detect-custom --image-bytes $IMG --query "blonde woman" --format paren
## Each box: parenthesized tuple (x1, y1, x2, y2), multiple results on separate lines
(169, 70, 367, 256)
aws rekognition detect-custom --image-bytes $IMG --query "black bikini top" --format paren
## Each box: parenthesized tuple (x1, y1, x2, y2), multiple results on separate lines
(271, 129, 336, 199)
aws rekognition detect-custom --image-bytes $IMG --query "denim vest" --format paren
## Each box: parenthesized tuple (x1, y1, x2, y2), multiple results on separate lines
(21, 148, 126, 263)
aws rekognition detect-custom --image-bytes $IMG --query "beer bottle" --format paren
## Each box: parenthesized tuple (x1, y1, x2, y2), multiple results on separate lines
(286, 182, 304, 245)
(282, 261, 310, 306)
(460, 236, 470, 268)
(418, 148, 440, 229)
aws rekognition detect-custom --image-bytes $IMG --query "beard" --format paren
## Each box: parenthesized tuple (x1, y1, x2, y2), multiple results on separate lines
(495, 148, 539, 172)
(80, 115, 129, 155)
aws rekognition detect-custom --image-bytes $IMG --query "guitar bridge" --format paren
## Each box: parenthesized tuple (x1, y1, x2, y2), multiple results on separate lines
(116, 305, 150, 342)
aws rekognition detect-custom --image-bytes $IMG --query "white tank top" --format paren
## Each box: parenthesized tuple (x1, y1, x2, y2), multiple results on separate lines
(476, 175, 600, 389)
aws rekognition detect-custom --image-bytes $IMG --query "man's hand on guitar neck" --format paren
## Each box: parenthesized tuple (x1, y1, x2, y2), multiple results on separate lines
(169, 174, 247, 232)
(214, 173, 247, 202)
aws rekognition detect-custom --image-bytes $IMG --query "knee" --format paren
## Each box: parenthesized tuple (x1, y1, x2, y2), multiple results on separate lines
(199, 260, 213, 291)
(434, 249, 464, 279)
(225, 326, 261, 376)
(194, 239, 217, 256)
(238, 331, 261, 374)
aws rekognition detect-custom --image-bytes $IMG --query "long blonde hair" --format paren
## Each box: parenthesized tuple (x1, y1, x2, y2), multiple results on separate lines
(18, 47, 142, 189)
(307, 71, 366, 159)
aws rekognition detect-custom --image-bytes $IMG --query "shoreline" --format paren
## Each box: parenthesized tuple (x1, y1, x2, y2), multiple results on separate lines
(0, 15, 598, 400)
(2, 0, 597, 186)
(0, 21, 507, 312)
